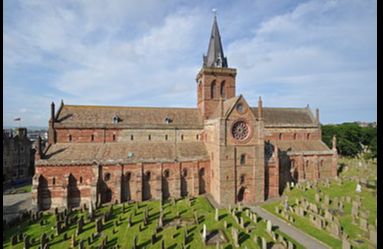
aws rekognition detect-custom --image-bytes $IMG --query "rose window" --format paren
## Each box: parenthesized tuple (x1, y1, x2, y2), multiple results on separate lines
(232, 121, 249, 141)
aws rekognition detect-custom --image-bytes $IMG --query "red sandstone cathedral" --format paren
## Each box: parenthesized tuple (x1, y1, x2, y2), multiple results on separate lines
(32, 16, 337, 210)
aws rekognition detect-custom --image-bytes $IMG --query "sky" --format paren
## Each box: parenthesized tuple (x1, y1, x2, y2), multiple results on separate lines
(3, 0, 377, 127)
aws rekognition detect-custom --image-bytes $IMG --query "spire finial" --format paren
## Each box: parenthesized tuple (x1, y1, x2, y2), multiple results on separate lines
(212, 8, 217, 18)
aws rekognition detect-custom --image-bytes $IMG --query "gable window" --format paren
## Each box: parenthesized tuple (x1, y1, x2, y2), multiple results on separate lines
(240, 154, 246, 165)
(236, 103, 244, 113)
(211, 80, 216, 99)
(220, 81, 226, 98)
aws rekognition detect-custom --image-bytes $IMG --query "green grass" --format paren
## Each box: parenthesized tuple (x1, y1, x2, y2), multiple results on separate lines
(3, 197, 305, 249)
(3, 184, 32, 194)
(261, 158, 377, 249)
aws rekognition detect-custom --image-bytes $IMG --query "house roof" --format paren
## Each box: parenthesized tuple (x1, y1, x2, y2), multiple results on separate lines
(251, 107, 318, 127)
(270, 140, 332, 155)
(54, 105, 204, 129)
(36, 142, 209, 165)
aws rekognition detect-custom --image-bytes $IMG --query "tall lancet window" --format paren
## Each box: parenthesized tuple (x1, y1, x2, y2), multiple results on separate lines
(220, 81, 226, 98)
(211, 80, 216, 99)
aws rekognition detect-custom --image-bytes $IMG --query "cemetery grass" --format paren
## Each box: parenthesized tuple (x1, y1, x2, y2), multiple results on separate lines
(3, 196, 305, 249)
(261, 177, 376, 249)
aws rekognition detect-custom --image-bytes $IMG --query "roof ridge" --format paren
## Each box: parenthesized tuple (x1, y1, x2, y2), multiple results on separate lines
(64, 105, 199, 110)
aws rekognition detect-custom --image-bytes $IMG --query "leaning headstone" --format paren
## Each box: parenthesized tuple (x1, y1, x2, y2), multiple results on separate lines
(355, 183, 362, 193)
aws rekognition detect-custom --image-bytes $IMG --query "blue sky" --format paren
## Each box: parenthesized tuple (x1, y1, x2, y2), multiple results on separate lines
(3, 0, 377, 127)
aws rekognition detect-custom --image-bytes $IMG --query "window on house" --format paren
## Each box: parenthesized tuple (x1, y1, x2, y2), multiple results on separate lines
(211, 81, 216, 99)
(240, 154, 246, 165)
(104, 173, 111, 181)
(220, 81, 226, 98)
(240, 175, 245, 184)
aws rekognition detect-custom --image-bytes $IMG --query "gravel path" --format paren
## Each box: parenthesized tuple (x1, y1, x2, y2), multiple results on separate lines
(252, 206, 330, 249)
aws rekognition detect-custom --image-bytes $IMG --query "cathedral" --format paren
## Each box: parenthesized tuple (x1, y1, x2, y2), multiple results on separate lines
(32, 16, 337, 210)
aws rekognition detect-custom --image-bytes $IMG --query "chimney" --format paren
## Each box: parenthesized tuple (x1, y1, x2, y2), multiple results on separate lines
(316, 108, 320, 123)
(258, 96, 263, 119)
(35, 136, 43, 160)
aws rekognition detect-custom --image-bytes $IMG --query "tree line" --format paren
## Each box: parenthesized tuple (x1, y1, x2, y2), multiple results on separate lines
(321, 123, 377, 158)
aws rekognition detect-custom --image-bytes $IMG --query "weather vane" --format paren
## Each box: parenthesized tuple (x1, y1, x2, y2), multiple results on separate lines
(212, 8, 217, 17)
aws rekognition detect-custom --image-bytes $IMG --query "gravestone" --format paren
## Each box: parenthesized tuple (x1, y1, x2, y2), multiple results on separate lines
(202, 224, 207, 243)
(359, 218, 368, 231)
(261, 237, 267, 249)
(266, 220, 272, 233)
(232, 227, 239, 248)
(315, 193, 320, 203)
(342, 236, 351, 249)
(369, 229, 377, 245)
(215, 208, 219, 221)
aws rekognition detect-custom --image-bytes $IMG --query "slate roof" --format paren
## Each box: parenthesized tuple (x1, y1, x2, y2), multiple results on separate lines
(251, 107, 318, 127)
(203, 16, 228, 68)
(270, 140, 332, 155)
(37, 142, 209, 165)
(55, 105, 204, 129)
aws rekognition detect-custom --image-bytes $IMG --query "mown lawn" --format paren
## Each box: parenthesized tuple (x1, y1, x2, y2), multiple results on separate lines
(261, 175, 376, 249)
(3, 196, 304, 249)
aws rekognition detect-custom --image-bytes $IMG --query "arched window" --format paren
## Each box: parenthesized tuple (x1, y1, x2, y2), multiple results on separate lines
(68, 134, 72, 142)
(79, 176, 83, 184)
(112, 134, 116, 141)
(131, 135, 134, 141)
(320, 160, 324, 167)
(182, 169, 187, 177)
(145, 171, 151, 180)
(126, 172, 131, 181)
(293, 133, 297, 140)
(196, 134, 199, 140)
(211, 81, 216, 99)
(52, 177, 56, 185)
(104, 173, 111, 181)
(165, 134, 168, 140)
(148, 135, 151, 141)
(307, 133, 311, 140)
(181, 135, 184, 140)
(220, 81, 226, 98)
(306, 161, 309, 168)
(279, 133, 283, 140)
(240, 154, 246, 165)
(164, 169, 170, 178)
(91, 134, 94, 141)
(240, 175, 245, 184)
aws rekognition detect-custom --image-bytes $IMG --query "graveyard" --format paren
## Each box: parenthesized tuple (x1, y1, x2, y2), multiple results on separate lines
(3, 196, 304, 249)
(261, 158, 377, 249)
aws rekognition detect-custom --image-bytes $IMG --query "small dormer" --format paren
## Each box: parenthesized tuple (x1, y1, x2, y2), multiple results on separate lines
(112, 115, 120, 124)
(164, 116, 173, 124)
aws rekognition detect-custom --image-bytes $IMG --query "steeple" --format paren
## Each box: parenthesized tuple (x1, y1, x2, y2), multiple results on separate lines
(203, 15, 228, 68)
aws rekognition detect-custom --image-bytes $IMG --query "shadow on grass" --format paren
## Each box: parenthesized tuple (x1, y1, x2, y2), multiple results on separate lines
(238, 231, 250, 245)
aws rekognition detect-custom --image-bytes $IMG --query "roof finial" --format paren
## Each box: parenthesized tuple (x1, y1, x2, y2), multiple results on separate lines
(212, 8, 217, 18)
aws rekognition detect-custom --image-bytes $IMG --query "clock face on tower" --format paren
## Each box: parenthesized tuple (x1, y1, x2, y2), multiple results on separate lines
(232, 121, 250, 141)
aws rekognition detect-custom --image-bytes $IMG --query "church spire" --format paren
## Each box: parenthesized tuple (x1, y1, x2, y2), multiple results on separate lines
(203, 14, 228, 68)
